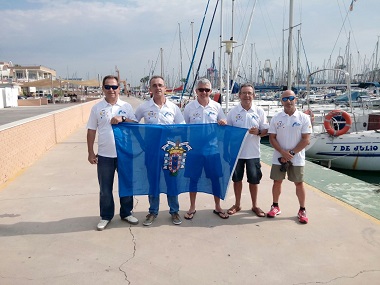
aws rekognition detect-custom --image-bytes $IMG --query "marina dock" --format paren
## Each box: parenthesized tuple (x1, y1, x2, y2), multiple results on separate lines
(0, 96, 379, 284)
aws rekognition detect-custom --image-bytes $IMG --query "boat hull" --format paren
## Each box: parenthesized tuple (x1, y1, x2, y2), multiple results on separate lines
(305, 131, 380, 171)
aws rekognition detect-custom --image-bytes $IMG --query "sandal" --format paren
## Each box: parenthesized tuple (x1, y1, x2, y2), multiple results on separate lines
(213, 210, 229, 219)
(184, 210, 196, 220)
(252, 207, 266, 217)
(227, 205, 241, 215)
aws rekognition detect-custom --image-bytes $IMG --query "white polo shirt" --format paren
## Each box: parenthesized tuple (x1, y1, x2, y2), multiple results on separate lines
(184, 99, 226, 154)
(86, 98, 137, 158)
(227, 103, 269, 159)
(183, 99, 226, 124)
(268, 109, 312, 166)
(135, 98, 185, 125)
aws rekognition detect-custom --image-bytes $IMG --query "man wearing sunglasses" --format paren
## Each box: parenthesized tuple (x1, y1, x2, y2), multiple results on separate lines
(226, 83, 269, 218)
(87, 75, 139, 231)
(183, 78, 229, 220)
(135, 75, 185, 226)
(267, 89, 312, 224)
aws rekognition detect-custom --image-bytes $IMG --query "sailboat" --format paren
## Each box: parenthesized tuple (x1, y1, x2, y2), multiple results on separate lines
(304, 69, 380, 171)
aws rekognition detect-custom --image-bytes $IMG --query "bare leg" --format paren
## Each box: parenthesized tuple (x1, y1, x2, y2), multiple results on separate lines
(295, 182, 306, 208)
(214, 196, 223, 212)
(249, 183, 258, 208)
(187, 192, 197, 213)
(227, 181, 243, 215)
(233, 181, 243, 208)
(272, 180, 282, 203)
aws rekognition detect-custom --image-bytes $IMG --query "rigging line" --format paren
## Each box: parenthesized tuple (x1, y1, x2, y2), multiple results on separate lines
(329, 1, 351, 64)
(181, 23, 195, 67)
(257, 1, 278, 60)
(164, 27, 179, 79)
(343, 4, 360, 57)
(151, 50, 161, 77)
(181, 0, 212, 99)
(234, 0, 250, 44)
(264, 0, 282, 57)
(300, 35, 311, 79)
(189, 0, 220, 96)
(231, 0, 257, 91)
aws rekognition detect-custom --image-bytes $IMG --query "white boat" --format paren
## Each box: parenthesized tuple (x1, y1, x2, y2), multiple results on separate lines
(306, 130, 380, 171)
(304, 69, 380, 171)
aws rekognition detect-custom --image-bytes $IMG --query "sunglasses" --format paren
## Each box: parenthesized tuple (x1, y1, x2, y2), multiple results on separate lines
(281, 96, 296, 102)
(104, 85, 119, 90)
(197, 88, 211, 93)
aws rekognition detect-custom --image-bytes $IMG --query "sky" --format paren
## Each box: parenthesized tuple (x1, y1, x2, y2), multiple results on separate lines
(1, 0, 379, 87)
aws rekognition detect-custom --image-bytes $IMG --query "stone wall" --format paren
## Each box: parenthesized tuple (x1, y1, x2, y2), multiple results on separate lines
(0, 100, 99, 187)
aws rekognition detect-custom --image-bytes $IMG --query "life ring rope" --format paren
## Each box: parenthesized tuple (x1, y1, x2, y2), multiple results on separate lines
(323, 110, 352, 136)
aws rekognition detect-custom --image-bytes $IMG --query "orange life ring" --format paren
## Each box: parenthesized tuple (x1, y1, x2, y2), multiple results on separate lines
(323, 110, 352, 136)
(303, 109, 315, 123)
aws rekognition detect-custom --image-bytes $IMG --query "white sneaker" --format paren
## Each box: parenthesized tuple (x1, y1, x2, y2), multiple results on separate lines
(123, 215, 139, 225)
(97, 219, 110, 231)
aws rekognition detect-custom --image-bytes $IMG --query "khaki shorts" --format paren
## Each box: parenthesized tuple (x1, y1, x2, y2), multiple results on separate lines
(270, 164, 304, 183)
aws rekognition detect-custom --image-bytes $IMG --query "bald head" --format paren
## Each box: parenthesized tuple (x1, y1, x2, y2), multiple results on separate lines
(281, 90, 296, 98)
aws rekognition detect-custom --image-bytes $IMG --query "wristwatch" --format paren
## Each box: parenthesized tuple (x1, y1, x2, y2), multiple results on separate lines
(257, 129, 261, 136)
(122, 116, 126, 122)
(289, 150, 295, 156)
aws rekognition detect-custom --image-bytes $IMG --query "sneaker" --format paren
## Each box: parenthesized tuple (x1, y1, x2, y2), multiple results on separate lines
(171, 213, 182, 225)
(123, 215, 139, 225)
(97, 219, 110, 231)
(267, 206, 281, 218)
(298, 209, 309, 224)
(143, 213, 156, 226)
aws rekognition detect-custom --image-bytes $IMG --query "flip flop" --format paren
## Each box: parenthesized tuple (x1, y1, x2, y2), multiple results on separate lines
(184, 210, 196, 220)
(227, 205, 241, 215)
(213, 210, 229, 219)
(252, 207, 266, 217)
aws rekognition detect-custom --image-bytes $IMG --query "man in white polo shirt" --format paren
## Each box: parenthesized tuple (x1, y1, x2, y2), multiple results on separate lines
(267, 89, 312, 224)
(135, 75, 185, 226)
(87, 75, 139, 231)
(183, 78, 229, 220)
(226, 83, 269, 218)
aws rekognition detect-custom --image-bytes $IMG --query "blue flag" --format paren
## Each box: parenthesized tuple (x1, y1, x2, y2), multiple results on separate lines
(113, 123, 247, 200)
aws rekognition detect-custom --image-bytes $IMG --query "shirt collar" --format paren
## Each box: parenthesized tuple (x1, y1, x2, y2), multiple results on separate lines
(102, 97, 123, 107)
(238, 103, 254, 112)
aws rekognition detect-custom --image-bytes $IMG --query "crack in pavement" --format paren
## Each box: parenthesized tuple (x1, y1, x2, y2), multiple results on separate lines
(293, 269, 380, 284)
(118, 197, 139, 284)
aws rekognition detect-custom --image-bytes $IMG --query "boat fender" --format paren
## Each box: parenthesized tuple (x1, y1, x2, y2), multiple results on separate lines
(303, 109, 315, 123)
(324, 110, 352, 136)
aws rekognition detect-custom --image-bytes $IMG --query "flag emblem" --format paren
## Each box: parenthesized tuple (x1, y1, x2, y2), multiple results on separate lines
(162, 140, 192, 175)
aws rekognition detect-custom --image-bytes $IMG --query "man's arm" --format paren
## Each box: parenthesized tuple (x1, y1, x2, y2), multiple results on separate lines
(87, 129, 97, 164)
(292, 133, 310, 154)
(269, 133, 292, 161)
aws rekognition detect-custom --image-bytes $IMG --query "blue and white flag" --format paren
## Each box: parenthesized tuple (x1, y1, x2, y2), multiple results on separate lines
(113, 123, 247, 200)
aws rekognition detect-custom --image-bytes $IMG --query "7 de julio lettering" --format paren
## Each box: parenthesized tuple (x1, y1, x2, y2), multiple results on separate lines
(333, 145, 379, 151)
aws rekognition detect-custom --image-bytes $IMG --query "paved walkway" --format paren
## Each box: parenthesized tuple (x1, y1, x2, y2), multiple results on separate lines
(0, 96, 379, 285)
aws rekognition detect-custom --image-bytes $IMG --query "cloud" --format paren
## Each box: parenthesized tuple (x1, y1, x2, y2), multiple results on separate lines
(1, 0, 380, 84)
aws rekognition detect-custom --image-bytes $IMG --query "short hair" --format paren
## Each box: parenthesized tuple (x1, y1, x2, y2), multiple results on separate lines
(239, 83, 255, 94)
(149, 75, 165, 86)
(102, 75, 119, 86)
(196, 78, 211, 88)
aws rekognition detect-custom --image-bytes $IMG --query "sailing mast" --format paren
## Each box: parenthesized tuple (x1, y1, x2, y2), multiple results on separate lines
(287, 0, 294, 90)
(178, 23, 183, 82)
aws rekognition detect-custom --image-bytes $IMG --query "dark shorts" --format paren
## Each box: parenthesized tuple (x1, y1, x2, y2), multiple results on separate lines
(232, 158, 262, 184)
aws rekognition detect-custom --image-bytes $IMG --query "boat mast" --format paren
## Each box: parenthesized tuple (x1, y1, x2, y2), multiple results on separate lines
(178, 23, 183, 82)
(191, 21, 195, 84)
(287, 0, 294, 90)
(160, 48, 164, 77)
(219, 0, 223, 93)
